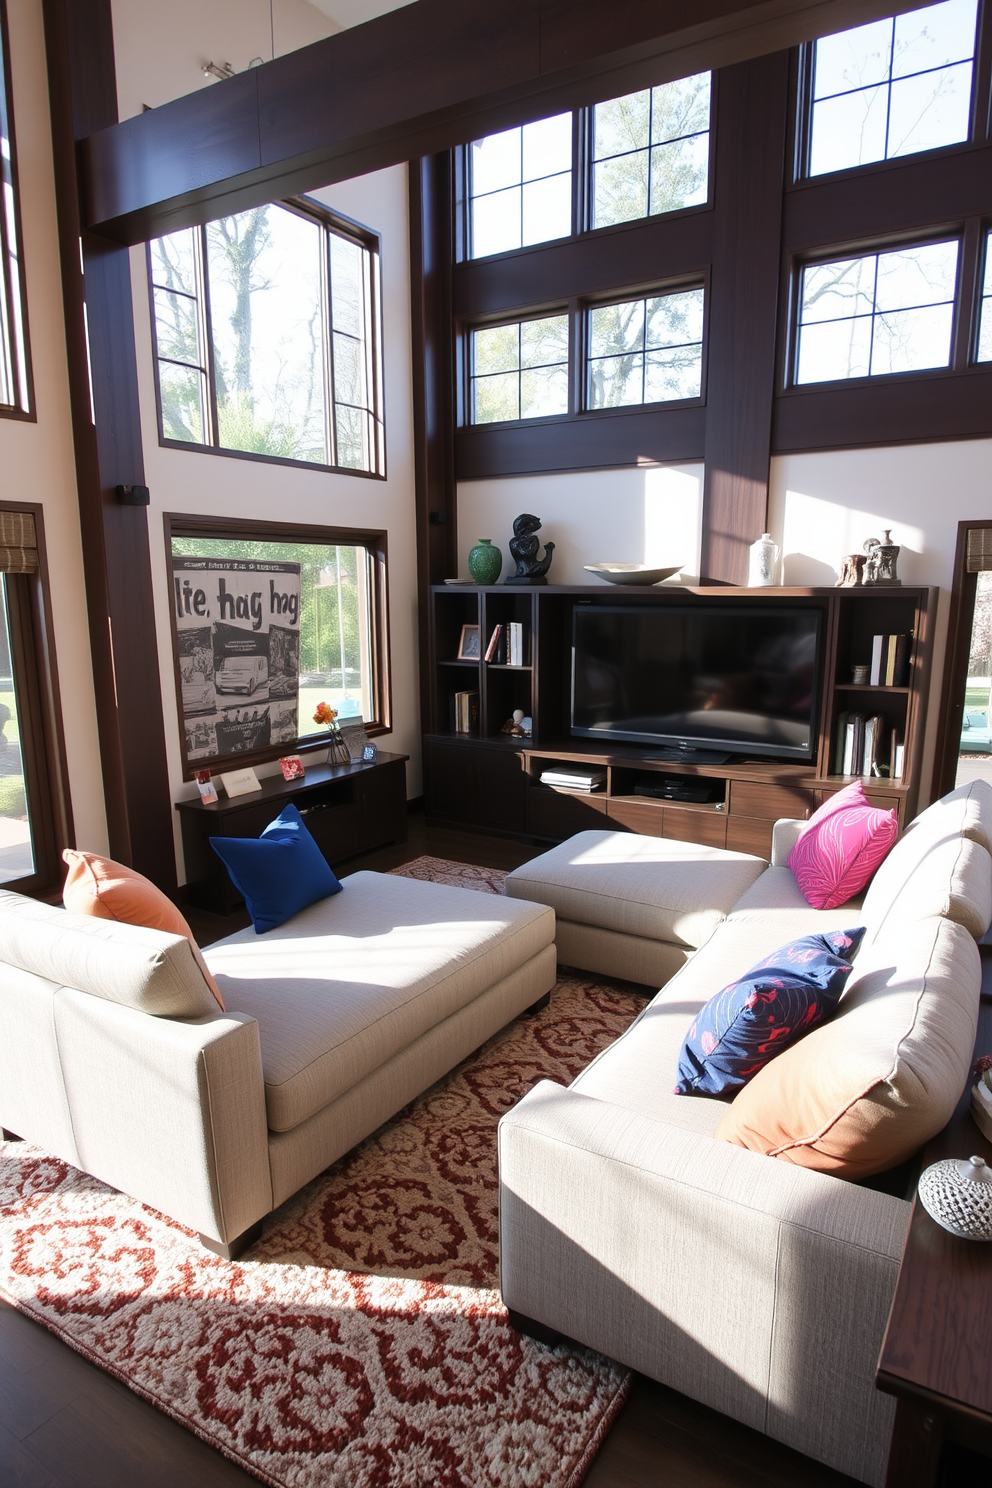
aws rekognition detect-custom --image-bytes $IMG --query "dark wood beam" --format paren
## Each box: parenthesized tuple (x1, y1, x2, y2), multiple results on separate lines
(43, 0, 178, 892)
(81, 0, 938, 246)
(700, 51, 790, 585)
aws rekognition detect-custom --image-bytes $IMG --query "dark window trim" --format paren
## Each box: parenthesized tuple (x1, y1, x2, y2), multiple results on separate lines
(0, 500, 73, 898)
(164, 512, 392, 783)
(455, 69, 718, 267)
(793, 1, 990, 186)
(781, 226, 967, 392)
(932, 518, 992, 798)
(459, 270, 709, 430)
(148, 196, 386, 479)
(0, 0, 34, 423)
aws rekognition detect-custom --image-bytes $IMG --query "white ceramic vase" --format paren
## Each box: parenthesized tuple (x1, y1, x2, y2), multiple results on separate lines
(748, 532, 780, 588)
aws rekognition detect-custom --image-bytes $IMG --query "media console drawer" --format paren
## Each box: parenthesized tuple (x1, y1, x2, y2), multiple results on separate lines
(527, 788, 609, 838)
(725, 815, 774, 859)
(729, 780, 814, 822)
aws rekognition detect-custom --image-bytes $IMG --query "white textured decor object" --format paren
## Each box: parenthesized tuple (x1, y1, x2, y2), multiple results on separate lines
(918, 1155, 992, 1241)
(747, 533, 780, 588)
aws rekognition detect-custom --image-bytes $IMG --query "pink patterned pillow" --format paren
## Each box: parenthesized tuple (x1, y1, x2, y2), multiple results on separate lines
(788, 781, 898, 910)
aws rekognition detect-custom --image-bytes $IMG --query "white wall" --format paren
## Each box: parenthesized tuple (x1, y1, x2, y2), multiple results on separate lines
(111, 0, 337, 119)
(1, 0, 108, 854)
(457, 464, 705, 586)
(131, 165, 420, 881)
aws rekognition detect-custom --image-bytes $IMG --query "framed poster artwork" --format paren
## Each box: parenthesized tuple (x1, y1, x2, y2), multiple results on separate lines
(457, 624, 480, 660)
(173, 556, 301, 770)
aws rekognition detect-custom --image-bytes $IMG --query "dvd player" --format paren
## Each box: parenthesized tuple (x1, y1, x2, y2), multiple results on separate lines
(633, 776, 723, 804)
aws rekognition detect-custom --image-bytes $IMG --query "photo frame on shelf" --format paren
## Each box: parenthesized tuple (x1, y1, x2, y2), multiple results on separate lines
(456, 624, 481, 660)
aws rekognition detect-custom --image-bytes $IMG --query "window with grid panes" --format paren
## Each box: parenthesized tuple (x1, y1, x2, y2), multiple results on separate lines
(795, 239, 960, 383)
(977, 231, 992, 362)
(149, 201, 384, 474)
(0, 4, 30, 416)
(807, 0, 979, 177)
(587, 288, 705, 408)
(470, 315, 569, 423)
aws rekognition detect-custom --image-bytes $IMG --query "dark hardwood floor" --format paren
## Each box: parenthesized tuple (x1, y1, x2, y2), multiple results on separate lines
(0, 810, 919, 1487)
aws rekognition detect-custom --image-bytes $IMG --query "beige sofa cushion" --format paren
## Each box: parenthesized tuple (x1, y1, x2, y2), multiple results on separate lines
(715, 915, 980, 1177)
(0, 890, 220, 1019)
(860, 834, 992, 944)
(569, 916, 823, 1130)
(728, 865, 865, 936)
(505, 830, 767, 950)
(205, 870, 554, 1132)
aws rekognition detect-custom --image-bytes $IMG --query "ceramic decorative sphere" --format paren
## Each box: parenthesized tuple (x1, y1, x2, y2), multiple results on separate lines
(918, 1155, 992, 1240)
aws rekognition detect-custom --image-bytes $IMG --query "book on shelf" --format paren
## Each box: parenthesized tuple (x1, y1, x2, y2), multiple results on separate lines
(507, 621, 526, 667)
(837, 711, 889, 776)
(484, 624, 502, 663)
(868, 633, 911, 687)
(890, 732, 905, 780)
(453, 690, 479, 734)
(540, 765, 606, 793)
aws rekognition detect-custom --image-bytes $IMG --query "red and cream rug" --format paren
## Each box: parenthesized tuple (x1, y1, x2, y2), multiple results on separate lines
(0, 859, 646, 1488)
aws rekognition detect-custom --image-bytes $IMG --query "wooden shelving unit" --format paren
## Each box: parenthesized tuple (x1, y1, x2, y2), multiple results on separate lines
(424, 583, 936, 857)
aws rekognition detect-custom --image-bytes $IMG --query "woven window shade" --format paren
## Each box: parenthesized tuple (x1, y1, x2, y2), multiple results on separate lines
(966, 527, 992, 574)
(0, 511, 38, 574)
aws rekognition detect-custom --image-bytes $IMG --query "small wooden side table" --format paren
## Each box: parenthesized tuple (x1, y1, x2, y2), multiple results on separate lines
(876, 978, 992, 1486)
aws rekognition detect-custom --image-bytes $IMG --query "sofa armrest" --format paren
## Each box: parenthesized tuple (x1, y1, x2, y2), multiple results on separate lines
(499, 1081, 908, 1487)
(54, 989, 272, 1245)
(770, 817, 805, 867)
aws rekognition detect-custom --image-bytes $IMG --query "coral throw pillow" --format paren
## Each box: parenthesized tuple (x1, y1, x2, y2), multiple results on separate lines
(674, 928, 865, 1097)
(210, 803, 342, 934)
(62, 849, 225, 1010)
(787, 781, 898, 910)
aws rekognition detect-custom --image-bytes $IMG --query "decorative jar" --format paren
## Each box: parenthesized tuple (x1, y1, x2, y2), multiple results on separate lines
(747, 533, 780, 588)
(468, 539, 502, 585)
(918, 1154, 992, 1240)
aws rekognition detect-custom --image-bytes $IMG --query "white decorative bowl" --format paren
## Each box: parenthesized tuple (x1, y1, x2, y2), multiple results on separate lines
(918, 1154, 992, 1240)
(584, 564, 683, 587)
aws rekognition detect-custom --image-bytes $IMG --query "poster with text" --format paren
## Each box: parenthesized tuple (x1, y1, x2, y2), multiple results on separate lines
(173, 557, 301, 763)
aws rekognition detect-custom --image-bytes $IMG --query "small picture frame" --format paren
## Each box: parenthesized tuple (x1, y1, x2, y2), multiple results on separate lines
(362, 743, 378, 763)
(457, 623, 480, 660)
(194, 769, 218, 805)
(279, 755, 306, 782)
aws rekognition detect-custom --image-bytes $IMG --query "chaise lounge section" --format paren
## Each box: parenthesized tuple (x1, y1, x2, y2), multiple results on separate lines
(499, 781, 992, 1487)
(0, 869, 555, 1257)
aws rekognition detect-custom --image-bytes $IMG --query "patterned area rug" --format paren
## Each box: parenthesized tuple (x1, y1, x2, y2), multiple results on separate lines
(0, 860, 645, 1488)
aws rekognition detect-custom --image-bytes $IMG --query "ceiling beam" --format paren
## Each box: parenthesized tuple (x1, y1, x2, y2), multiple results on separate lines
(82, 0, 937, 245)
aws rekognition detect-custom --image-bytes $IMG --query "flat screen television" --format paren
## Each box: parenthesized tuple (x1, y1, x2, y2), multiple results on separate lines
(570, 604, 823, 762)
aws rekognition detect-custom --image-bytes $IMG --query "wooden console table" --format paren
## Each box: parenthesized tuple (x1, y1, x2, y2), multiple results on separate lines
(876, 972, 992, 1485)
(175, 751, 408, 914)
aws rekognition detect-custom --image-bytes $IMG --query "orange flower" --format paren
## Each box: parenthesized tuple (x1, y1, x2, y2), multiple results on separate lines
(313, 701, 338, 727)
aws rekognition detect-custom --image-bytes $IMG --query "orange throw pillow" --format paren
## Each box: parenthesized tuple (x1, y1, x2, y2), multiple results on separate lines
(62, 850, 225, 1011)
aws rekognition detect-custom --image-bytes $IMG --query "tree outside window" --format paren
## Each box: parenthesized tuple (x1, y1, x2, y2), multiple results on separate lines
(150, 201, 383, 475)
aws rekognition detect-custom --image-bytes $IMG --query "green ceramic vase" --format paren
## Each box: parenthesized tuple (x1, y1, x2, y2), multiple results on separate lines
(468, 538, 502, 585)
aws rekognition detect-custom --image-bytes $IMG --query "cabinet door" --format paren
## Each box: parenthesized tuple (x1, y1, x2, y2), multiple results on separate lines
(526, 787, 609, 839)
(425, 741, 526, 832)
(607, 797, 663, 835)
(662, 807, 728, 849)
(354, 760, 407, 849)
(814, 786, 902, 821)
(729, 780, 814, 821)
(725, 815, 773, 859)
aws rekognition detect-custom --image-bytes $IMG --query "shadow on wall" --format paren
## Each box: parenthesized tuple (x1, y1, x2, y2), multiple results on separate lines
(773, 490, 925, 589)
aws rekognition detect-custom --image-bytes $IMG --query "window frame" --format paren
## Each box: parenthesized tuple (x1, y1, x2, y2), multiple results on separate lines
(0, 0, 33, 422)
(793, 0, 990, 184)
(148, 197, 386, 480)
(459, 273, 709, 429)
(783, 229, 969, 390)
(454, 73, 718, 266)
(164, 512, 392, 783)
(0, 501, 73, 897)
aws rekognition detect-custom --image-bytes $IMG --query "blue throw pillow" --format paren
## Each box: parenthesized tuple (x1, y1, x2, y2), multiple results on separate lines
(674, 927, 866, 1098)
(210, 803, 342, 933)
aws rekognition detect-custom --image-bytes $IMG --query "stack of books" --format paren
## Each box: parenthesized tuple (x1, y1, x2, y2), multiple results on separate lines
(539, 765, 606, 793)
(868, 634, 911, 687)
(835, 713, 903, 778)
(484, 622, 527, 666)
(453, 690, 479, 734)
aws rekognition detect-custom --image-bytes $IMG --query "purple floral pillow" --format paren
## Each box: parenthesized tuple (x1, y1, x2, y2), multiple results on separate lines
(674, 928, 865, 1098)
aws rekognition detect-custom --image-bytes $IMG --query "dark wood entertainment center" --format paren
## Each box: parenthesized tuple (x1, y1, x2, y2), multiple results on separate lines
(424, 583, 936, 857)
